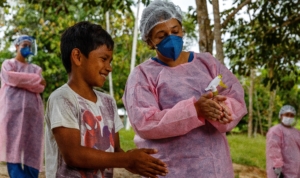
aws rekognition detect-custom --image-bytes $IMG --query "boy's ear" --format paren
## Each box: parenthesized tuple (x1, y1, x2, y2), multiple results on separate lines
(71, 48, 82, 66)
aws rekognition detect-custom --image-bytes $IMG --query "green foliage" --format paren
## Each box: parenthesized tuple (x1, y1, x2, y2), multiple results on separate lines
(0, 0, 148, 106)
(227, 134, 266, 170)
(0, 49, 13, 63)
(1, 0, 196, 108)
(182, 7, 198, 50)
(0, 0, 9, 8)
(231, 71, 300, 135)
(225, 0, 300, 91)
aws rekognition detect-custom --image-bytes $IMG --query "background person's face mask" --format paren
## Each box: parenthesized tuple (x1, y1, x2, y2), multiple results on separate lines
(281, 116, 296, 126)
(156, 35, 183, 61)
(20, 47, 34, 58)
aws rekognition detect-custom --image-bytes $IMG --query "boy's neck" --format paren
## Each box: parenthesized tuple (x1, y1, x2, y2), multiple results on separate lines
(67, 80, 97, 103)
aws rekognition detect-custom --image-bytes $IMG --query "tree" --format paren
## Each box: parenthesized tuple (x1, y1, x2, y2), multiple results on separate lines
(225, 0, 300, 132)
(248, 68, 254, 137)
(0, 0, 140, 106)
(2, 0, 202, 109)
(195, 0, 251, 63)
(226, 0, 300, 91)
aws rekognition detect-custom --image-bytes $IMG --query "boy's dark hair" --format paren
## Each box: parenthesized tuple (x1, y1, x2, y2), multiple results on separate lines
(60, 21, 114, 73)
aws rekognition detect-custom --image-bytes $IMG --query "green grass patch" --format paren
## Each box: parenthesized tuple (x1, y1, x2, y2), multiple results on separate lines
(227, 134, 266, 170)
(119, 128, 136, 151)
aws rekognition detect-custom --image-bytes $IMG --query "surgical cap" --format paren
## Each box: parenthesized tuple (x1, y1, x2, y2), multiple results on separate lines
(14, 35, 34, 46)
(139, 0, 183, 41)
(278, 105, 296, 118)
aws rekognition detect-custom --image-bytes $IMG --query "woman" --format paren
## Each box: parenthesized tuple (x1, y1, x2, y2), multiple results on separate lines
(0, 35, 45, 178)
(122, 0, 247, 177)
(266, 105, 300, 178)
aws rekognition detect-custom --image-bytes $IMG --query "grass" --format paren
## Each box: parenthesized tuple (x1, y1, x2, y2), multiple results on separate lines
(119, 128, 136, 151)
(119, 128, 267, 170)
(227, 134, 266, 170)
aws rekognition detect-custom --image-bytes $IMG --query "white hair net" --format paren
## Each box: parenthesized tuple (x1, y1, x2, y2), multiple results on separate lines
(139, 0, 183, 41)
(278, 105, 296, 118)
(13, 35, 34, 46)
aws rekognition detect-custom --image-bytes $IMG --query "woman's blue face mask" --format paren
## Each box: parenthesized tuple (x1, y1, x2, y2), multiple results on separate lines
(156, 35, 183, 61)
(20, 47, 33, 58)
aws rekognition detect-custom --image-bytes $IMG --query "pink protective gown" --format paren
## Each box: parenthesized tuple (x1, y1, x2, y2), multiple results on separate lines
(123, 52, 247, 177)
(266, 124, 300, 178)
(0, 58, 45, 170)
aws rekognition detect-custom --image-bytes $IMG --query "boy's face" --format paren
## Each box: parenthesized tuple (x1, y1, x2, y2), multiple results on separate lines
(81, 45, 113, 88)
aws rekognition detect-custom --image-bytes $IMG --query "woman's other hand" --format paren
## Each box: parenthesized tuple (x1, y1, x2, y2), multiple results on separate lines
(194, 92, 232, 124)
(213, 95, 233, 124)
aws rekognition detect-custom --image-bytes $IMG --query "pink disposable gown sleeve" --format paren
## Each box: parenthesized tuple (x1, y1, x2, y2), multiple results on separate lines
(266, 129, 284, 168)
(123, 73, 205, 139)
(200, 53, 247, 133)
(1, 60, 45, 93)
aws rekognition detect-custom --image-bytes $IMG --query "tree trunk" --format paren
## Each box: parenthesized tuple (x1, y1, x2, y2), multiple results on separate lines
(195, 0, 213, 53)
(267, 66, 276, 129)
(248, 68, 254, 138)
(254, 90, 264, 136)
(211, 0, 224, 64)
(106, 11, 114, 98)
(254, 111, 258, 137)
(195, 0, 251, 56)
(267, 89, 276, 129)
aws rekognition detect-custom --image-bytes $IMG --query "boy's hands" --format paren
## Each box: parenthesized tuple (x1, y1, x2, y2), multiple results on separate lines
(125, 148, 168, 178)
(194, 92, 232, 124)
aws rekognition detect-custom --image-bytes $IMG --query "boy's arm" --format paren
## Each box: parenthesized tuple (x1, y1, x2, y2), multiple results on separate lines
(114, 132, 124, 153)
(53, 127, 168, 178)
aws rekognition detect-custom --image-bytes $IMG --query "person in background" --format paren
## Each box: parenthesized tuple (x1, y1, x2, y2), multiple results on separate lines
(122, 0, 247, 177)
(266, 105, 300, 178)
(44, 21, 168, 178)
(0, 35, 46, 178)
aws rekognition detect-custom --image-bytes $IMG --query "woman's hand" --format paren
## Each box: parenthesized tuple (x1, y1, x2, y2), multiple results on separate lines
(213, 95, 233, 124)
(194, 92, 232, 124)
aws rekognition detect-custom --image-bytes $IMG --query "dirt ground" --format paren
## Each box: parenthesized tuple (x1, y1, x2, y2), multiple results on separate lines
(0, 162, 266, 178)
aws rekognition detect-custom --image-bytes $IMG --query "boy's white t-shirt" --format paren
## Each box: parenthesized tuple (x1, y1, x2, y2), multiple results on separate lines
(45, 84, 124, 178)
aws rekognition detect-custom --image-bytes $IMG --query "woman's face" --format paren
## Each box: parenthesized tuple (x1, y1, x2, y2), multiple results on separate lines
(280, 112, 296, 127)
(281, 112, 295, 118)
(147, 18, 183, 48)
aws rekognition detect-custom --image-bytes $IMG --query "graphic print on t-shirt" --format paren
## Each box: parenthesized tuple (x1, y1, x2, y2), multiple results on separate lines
(79, 109, 115, 178)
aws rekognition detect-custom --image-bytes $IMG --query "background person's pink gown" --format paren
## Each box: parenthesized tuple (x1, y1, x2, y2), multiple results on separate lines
(266, 124, 300, 178)
(123, 52, 247, 178)
(0, 58, 45, 171)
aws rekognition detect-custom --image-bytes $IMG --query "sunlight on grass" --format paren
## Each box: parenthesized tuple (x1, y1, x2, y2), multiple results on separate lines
(228, 134, 266, 170)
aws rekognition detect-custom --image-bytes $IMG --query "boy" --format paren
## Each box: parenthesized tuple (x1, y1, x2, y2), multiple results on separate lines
(44, 21, 168, 178)
(0, 35, 46, 178)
